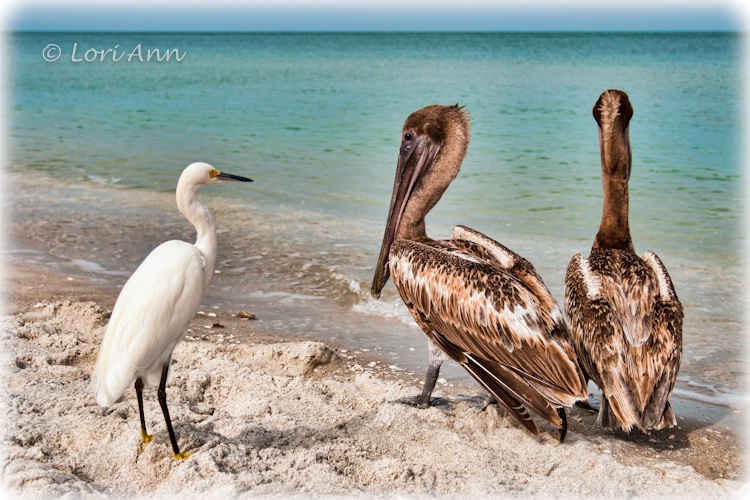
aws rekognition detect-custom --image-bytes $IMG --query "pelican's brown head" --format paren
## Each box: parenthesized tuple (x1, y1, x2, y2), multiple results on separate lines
(371, 104, 471, 298)
(593, 89, 633, 179)
(401, 104, 471, 154)
(593, 89, 633, 128)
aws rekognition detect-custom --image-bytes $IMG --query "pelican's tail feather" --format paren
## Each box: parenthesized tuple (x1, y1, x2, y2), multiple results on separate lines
(462, 354, 541, 436)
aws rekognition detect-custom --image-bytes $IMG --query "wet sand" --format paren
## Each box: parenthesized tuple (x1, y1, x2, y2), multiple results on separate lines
(1, 254, 747, 498)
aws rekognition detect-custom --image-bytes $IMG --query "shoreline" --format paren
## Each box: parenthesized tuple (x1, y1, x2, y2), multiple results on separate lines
(5, 171, 746, 418)
(1, 253, 747, 497)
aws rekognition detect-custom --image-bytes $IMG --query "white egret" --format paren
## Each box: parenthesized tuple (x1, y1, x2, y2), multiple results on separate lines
(91, 162, 253, 459)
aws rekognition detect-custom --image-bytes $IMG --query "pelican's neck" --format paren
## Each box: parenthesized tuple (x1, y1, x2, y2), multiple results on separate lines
(397, 127, 469, 243)
(176, 182, 217, 291)
(593, 124, 633, 252)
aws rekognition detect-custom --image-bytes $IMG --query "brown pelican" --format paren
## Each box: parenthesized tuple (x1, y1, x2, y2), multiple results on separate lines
(564, 90, 683, 432)
(371, 104, 587, 440)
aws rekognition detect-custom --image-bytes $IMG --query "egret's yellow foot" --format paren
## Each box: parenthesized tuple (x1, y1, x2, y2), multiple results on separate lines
(174, 451, 192, 460)
(141, 432, 154, 444)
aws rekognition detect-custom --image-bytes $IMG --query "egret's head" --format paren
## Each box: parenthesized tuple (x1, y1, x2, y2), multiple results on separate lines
(175, 162, 253, 233)
(180, 162, 254, 189)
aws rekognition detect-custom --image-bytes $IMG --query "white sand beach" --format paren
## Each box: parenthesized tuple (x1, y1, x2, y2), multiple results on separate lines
(1, 260, 746, 498)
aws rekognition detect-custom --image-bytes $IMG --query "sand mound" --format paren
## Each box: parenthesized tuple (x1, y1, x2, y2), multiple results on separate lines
(1, 301, 745, 498)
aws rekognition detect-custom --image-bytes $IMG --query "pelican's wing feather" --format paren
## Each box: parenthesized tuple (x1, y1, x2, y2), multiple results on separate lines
(452, 225, 566, 326)
(564, 250, 683, 431)
(642, 251, 679, 302)
(639, 251, 683, 428)
(390, 235, 587, 418)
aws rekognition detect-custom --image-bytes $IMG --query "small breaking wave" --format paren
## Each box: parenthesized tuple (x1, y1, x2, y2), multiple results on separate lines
(672, 377, 749, 409)
(248, 290, 326, 305)
(351, 295, 418, 328)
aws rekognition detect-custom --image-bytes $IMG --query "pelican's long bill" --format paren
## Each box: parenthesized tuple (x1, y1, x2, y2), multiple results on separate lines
(216, 171, 254, 183)
(371, 134, 440, 298)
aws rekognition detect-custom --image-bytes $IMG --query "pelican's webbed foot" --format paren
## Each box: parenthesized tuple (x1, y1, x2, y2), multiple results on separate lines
(481, 395, 498, 411)
(397, 395, 451, 409)
(397, 360, 449, 408)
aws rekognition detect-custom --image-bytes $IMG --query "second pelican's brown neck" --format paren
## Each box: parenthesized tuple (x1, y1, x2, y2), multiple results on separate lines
(594, 162, 632, 252)
(593, 90, 634, 253)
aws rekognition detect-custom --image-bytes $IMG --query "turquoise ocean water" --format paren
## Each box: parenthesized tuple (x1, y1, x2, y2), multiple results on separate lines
(5, 32, 746, 422)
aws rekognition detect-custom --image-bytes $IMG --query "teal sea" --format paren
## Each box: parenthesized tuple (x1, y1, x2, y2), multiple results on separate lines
(5, 32, 746, 423)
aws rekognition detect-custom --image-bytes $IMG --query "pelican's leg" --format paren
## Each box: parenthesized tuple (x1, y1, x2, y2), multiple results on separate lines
(557, 407, 568, 443)
(134, 377, 153, 444)
(598, 397, 618, 432)
(412, 339, 450, 408)
(398, 340, 449, 408)
(156, 363, 190, 460)
(415, 357, 443, 408)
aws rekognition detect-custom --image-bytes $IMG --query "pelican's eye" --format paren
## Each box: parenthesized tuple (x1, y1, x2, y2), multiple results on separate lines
(402, 131, 416, 150)
(400, 130, 417, 156)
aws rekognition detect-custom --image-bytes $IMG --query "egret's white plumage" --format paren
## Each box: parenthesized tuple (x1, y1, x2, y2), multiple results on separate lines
(92, 240, 205, 406)
(91, 162, 252, 458)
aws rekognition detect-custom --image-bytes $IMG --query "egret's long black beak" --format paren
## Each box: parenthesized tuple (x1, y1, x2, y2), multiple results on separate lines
(370, 135, 439, 299)
(217, 172, 254, 183)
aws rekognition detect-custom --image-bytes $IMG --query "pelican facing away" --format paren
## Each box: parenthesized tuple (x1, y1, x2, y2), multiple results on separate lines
(92, 162, 253, 459)
(564, 90, 683, 433)
(371, 104, 587, 440)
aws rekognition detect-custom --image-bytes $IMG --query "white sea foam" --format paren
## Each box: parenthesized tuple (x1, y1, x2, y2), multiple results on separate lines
(249, 290, 325, 305)
(70, 259, 128, 276)
(672, 388, 749, 409)
(352, 296, 418, 329)
(672, 376, 750, 409)
(87, 174, 121, 186)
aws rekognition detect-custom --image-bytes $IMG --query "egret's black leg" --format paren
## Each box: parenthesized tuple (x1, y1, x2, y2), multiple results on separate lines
(157, 363, 190, 459)
(134, 377, 153, 444)
(557, 407, 568, 443)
